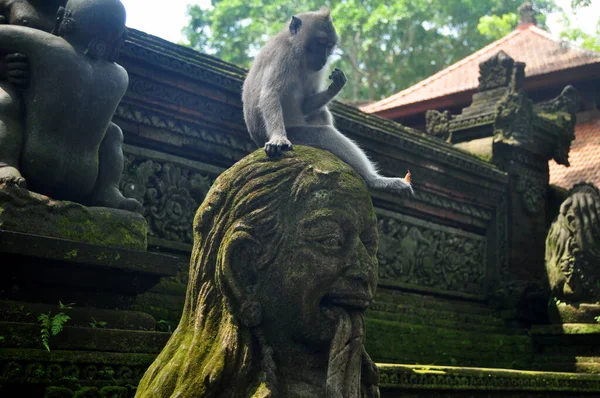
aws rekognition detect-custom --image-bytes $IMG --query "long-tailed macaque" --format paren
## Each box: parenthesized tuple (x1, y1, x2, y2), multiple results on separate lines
(242, 8, 413, 195)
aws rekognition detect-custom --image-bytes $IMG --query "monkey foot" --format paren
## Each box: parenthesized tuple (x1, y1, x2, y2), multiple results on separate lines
(264, 137, 293, 157)
(369, 176, 414, 196)
(0, 166, 26, 189)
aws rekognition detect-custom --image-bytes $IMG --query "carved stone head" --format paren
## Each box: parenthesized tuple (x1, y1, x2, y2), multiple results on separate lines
(54, 0, 127, 61)
(135, 146, 380, 397)
(546, 183, 600, 321)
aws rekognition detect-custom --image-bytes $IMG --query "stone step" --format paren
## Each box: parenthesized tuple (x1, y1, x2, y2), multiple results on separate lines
(378, 363, 600, 397)
(0, 321, 169, 353)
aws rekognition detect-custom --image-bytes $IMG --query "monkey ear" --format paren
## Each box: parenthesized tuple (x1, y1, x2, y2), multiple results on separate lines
(290, 16, 302, 35)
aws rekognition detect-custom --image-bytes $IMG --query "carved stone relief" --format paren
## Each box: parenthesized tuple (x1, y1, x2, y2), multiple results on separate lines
(376, 213, 487, 295)
(120, 154, 214, 244)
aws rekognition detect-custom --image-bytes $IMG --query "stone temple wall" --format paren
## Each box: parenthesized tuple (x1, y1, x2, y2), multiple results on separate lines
(2, 28, 593, 397)
(115, 29, 519, 370)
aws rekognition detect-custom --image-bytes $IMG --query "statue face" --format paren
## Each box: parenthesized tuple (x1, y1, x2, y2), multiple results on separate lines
(257, 183, 378, 344)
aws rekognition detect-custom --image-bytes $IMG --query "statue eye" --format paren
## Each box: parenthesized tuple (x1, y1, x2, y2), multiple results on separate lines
(315, 235, 343, 249)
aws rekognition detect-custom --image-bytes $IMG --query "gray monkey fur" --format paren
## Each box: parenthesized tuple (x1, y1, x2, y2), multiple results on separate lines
(242, 8, 413, 195)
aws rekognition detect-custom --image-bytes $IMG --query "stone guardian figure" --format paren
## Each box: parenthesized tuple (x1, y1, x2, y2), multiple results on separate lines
(136, 146, 380, 397)
(546, 182, 600, 322)
(0, 0, 141, 212)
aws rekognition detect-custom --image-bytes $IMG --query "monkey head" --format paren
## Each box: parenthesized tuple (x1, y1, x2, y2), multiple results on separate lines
(288, 8, 338, 72)
(54, 0, 127, 61)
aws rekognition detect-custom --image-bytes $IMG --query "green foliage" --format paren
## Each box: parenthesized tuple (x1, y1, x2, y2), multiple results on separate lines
(478, 13, 519, 40)
(182, 0, 556, 102)
(560, 21, 600, 52)
(89, 317, 108, 328)
(595, 315, 600, 324)
(157, 319, 173, 334)
(38, 302, 73, 351)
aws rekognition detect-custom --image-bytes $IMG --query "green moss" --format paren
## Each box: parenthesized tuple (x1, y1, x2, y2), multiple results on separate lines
(45, 387, 73, 398)
(64, 250, 78, 259)
(365, 317, 532, 368)
(73, 387, 101, 398)
(99, 386, 128, 398)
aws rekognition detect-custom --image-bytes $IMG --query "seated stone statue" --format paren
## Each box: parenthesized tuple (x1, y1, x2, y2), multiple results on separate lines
(0, 0, 66, 31)
(546, 182, 600, 322)
(136, 146, 380, 397)
(0, 0, 141, 212)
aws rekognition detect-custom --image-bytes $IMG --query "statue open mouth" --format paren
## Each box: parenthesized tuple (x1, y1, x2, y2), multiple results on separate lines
(321, 292, 372, 312)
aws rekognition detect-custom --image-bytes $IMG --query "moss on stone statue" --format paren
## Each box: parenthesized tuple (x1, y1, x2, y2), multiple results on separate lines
(0, 182, 147, 250)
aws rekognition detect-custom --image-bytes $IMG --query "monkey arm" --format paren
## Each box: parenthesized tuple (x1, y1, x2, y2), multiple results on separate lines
(259, 85, 287, 139)
(302, 90, 336, 116)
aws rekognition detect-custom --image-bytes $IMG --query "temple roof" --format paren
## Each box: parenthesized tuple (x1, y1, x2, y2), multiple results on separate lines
(361, 24, 600, 114)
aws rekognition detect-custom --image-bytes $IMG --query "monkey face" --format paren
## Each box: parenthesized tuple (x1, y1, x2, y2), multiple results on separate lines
(306, 38, 335, 71)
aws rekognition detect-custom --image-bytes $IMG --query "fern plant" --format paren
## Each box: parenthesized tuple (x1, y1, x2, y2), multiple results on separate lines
(38, 302, 73, 351)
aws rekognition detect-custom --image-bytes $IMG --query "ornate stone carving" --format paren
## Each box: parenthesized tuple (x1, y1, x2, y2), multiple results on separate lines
(378, 364, 600, 391)
(122, 30, 246, 95)
(114, 102, 255, 157)
(425, 110, 451, 140)
(377, 215, 487, 295)
(515, 170, 546, 215)
(128, 75, 244, 125)
(546, 183, 600, 320)
(478, 51, 515, 92)
(120, 154, 214, 244)
(493, 90, 534, 146)
(518, 2, 537, 26)
(535, 85, 578, 166)
(136, 147, 380, 397)
(0, 0, 141, 213)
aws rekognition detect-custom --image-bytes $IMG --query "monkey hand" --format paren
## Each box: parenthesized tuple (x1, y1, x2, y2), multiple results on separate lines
(6, 53, 29, 88)
(0, 166, 27, 189)
(264, 136, 293, 157)
(328, 68, 347, 94)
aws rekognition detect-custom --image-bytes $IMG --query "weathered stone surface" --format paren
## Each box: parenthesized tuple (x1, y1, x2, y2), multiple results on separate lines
(546, 182, 600, 322)
(0, 182, 147, 250)
(136, 146, 380, 397)
(0, 0, 141, 213)
(379, 363, 600, 397)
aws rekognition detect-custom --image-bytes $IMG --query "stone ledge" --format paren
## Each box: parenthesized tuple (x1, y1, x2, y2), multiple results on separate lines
(0, 230, 177, 278)
(378, 363, 600, 392)
(0, 322, 170, 353)
(0, 183, 147, 251)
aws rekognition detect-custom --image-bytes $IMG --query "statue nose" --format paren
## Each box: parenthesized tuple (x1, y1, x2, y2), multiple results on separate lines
(344, 250, 370, 283)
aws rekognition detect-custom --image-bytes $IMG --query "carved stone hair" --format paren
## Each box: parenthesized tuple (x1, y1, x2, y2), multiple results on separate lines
(135, 146, 378, 397)
(546, 182, 600, 302)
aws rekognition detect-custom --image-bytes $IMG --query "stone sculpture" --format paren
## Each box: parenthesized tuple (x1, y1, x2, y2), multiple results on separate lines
(546, 182, 600, 322)
(0, 0, 141, 212)
(136, 146, 380, 397)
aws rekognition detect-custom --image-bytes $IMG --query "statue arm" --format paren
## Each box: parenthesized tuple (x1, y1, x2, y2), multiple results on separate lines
(0, 25, 51, 54)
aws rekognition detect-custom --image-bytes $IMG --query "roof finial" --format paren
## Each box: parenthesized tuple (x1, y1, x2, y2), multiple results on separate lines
(518, 2, 537, 27)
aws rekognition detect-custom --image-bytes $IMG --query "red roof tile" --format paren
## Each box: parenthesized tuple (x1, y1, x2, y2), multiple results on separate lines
(361, 25, 600, 114)
(549, 114, 600, 189)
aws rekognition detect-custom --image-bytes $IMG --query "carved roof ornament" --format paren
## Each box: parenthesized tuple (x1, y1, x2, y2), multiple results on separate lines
(518, 2, 537, 27)
(425, 50, 577, 170)
(478, 50, 518, 92)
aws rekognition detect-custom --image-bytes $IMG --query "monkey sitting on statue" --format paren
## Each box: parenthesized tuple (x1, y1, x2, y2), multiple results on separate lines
(242, 8, 413, 195)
